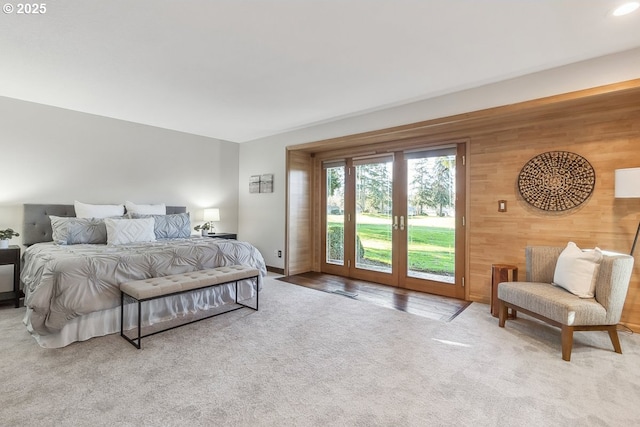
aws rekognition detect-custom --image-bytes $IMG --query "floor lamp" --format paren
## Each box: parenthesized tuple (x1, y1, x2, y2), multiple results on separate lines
(615, 167, 640, 256)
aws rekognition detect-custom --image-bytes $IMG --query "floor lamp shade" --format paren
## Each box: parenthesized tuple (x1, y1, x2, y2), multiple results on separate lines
(615, 167, 640, 256)
(615, 168, 640, 198)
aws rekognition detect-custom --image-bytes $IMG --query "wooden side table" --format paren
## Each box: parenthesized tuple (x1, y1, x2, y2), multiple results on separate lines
(491, 264, 518, 318)
(0, 245, 21, 308)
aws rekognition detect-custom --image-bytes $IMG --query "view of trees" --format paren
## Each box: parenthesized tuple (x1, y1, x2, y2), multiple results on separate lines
(356, 162, 392, 214)
(327, 157, 455, 218)
(326, 167, 345, 214)
(409, 156, 455, 217)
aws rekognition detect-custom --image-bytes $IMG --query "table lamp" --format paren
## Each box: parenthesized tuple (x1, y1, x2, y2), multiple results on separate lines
(203, 208, 220, 234)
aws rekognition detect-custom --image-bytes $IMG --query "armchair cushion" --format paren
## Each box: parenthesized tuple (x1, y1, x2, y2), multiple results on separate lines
(552, 242, 602, 298)
(498, 282, 606, 326)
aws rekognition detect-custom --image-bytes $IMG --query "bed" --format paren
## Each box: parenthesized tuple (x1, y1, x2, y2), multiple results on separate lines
(20, 203, 266, 348)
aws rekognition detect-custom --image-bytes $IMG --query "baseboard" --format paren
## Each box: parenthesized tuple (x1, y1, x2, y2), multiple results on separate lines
(266, 265, 285, 275)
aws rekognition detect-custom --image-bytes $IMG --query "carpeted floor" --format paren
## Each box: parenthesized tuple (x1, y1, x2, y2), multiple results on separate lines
(1, 274, 639, 426)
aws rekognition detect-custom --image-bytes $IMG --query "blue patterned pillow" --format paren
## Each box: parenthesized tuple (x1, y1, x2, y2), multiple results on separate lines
(50, 216, 108, 245)
(130, 212, 191, 239)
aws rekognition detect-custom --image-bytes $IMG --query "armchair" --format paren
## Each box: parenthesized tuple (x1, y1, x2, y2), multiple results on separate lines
(497, 246, 634, 361)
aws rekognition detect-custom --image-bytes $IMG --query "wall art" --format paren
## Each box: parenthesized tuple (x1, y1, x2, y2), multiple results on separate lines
(518, 151, 595, 212)
(249, 173, 274, 193)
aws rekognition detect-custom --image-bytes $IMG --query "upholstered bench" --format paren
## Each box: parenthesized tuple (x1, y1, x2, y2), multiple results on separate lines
(120, 265, 260, 349)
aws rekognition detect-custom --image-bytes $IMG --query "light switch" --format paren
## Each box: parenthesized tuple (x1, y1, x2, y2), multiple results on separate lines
(498, 200, 507, 212)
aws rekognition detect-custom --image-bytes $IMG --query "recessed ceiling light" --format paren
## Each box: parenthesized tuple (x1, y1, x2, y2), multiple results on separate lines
(613, 1, 640, 16)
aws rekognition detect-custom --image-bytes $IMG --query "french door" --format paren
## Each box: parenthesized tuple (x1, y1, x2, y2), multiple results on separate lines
(321, 143, 465, 298)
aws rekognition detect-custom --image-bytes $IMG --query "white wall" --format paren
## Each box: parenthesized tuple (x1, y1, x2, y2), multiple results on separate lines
(0, 97, 239, 292)
(238, 47, 640, 270)
(238, 141, 288, 269)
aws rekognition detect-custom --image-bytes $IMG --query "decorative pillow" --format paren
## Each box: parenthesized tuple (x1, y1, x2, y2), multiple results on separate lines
(553, 242, 603, 298)
(50, 216, 108, 245)
(104, 217, 156, 245)
(74, 201, 125, 219)
(125, 201, 166, 216)
(130, 212, 191, 239)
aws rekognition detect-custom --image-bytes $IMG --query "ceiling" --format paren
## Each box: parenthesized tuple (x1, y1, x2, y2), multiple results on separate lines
(1, 1, 640, 143)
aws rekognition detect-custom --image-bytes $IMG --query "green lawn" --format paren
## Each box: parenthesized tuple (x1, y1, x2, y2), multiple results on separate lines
(328, 215, 455, 276)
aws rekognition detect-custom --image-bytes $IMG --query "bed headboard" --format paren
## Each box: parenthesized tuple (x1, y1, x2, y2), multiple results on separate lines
(22, 204, 187, 246)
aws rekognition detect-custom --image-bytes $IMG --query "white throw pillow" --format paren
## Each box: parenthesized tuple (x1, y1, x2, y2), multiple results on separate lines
(125, 201, 166, 216)
(74, 200, 125, 218)
(553, 242, 603, 298)
(104, 217, 156, 245)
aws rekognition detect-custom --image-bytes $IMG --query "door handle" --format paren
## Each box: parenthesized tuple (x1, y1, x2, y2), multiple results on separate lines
(393, 216, 398, 230)
(400, 215, 405, 231)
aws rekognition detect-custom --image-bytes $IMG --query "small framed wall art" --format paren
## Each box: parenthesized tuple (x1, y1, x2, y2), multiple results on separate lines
(249, 175, 260, 193)
(259, 174, 274, 193)
(249, 173, 274, 193)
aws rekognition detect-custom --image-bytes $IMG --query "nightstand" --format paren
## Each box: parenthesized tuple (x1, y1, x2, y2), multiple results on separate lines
(0, 245, 21, 308)
(205, 233, 237, 240)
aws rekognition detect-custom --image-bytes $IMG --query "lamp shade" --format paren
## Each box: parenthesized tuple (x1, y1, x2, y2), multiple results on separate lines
(203, 208, 220, 222)
(614, 168, 640, 198)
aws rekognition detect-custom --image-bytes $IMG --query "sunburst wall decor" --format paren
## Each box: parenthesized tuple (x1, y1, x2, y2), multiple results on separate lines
(517, 151, 595, 212)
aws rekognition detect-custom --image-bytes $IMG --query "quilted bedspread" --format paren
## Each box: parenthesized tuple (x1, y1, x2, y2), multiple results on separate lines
(21, 237, 266, 335)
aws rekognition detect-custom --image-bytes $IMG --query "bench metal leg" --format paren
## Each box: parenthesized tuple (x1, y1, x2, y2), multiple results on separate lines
(120, 291, 124, 338)
(121, 274, 259, 350)
(235, 276, 259, 311)
(121, 292, 142, 349)
(136, 300, 142, 349)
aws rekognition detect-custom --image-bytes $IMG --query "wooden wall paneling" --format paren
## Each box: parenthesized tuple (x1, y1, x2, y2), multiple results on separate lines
(467, 101, 640, 331)
(286, 150, 313, 275)
(288, 79, 640, 154)
(311, 155, 322, 272)
(287, 80, 640, 331)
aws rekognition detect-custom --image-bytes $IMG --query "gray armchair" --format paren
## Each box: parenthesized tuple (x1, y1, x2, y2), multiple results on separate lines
(497, 246, 634, 361)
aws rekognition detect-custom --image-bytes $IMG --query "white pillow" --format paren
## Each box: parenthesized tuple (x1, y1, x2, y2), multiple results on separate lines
(553, 242, 603, 298)
(104, 217, 156, 245)
(75, 201, 125, 218)
(125, 201, 166, 216)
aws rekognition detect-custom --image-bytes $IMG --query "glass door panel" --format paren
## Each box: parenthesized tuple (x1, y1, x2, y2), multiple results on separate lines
(354, 159, 393, 274)
(320, 143, 464, 299)
(406, 151, 456, 284)
(325, 165, 346, 265)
